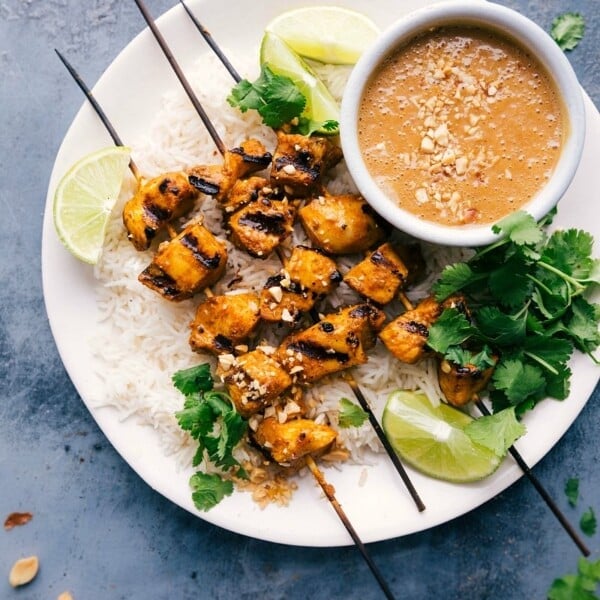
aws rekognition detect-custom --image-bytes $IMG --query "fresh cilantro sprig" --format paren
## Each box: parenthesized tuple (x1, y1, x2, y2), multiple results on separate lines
(338, 398, 368, 428)
(228, 65, 306, 128)
(227, 64, 338, 135)
(551, 13, 585, 51)
(464, 407, 526, 457)
(173, 364, 247, 511)
(548, 557, 600, 600)
(431, 211, 600, 415)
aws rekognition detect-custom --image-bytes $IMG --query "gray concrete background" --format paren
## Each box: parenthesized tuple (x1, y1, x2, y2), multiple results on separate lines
(1, 1, 599, 598)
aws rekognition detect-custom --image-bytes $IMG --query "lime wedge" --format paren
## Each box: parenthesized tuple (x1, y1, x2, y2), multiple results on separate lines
(265, 7, 380, 65)
(53, 146, 131, 264)
(382, 390, 501, 483)
(260, 31, 339, 134)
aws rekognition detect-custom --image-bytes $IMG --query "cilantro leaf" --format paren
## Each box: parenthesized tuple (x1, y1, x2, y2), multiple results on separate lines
(492, 359, 546, 405)
(297, 118, 340, 137)
(565, 297, 600, 355)
(433, 263, 477, 300)
(464, 407, 526, 457)
(172, 363, 213, 396)
(492, 211, 544, 246)
(565, 478, 580, 508)
(189, 472, 234, 512)
(551, 12, 585, 51)
(427, 308, 476, 354)
(173, 364, 248, 508)
(488, 257, 533, 308)
(228, 65, 306, 128)
(338, 398, 368, 428)
(523, 335, 573, 373)
(542, 229, 596, 280)
(581, 507, 597, 537)
(544, 363, 572, 400)
(475, 306, 527, 347)
(445, 345, 496, 370)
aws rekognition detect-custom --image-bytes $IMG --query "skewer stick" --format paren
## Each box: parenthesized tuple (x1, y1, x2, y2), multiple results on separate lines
(55, 49, 141, 181)
(474, 400, 590, 556)
(179, 0, 242, 83)
(343, 375, 425, 512)
(305, 456, 397, 600)
(132, 0, 226, 156)
(180, 8, 427, 513)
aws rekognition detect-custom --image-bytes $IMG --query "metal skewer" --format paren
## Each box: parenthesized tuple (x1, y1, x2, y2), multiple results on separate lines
(179, 1, 426, 513)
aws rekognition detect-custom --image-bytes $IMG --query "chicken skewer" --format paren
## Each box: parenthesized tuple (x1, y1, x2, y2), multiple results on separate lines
(131, 1, 401, 593)
(179, 3, 426, 512)
(384, 294, 590, 556)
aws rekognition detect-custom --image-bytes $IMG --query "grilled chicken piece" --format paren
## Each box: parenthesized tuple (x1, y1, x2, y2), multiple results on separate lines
(277, 303, 386, 384)
(227, 194, 296, 259)
(260, 246, 342, 324)
(187, 139, 272, 202)
(378, 296, 443, 364)
(189, 292, 261, 355)
(138, 219, 227, 301)
(270, 131, 343, 195)
(438, 357, 497, 407)
(344, 243, 410, 305)
(123, 171, 199, 251)
(217, 349, 292, 418)
(298, 192, 385, 255)
(220, 176, 272, 214)
(253, 417, 337, 464)
(379, 294, 469, 364)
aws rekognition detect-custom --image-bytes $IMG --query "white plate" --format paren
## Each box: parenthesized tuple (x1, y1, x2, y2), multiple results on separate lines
(42, 0, 600, 547)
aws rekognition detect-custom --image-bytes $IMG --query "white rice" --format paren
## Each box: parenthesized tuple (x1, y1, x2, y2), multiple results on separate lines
(91, 50, 468, 470)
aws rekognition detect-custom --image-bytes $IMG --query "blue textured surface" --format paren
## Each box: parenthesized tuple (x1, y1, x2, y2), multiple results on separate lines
(1, 1, 599, 598)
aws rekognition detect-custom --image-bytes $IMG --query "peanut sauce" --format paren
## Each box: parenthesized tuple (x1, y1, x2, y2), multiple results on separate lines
(358, 26, 564, 226)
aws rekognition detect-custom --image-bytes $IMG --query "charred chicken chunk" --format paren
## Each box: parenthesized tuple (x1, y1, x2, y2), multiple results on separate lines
(123, 171, 199, 251)
(217, 349, 292, 418)
(378, 296, 443, 364)
(298, 192, 385, 255)
(277, 303, 386, 384)
(270, 131, 342, 195)
(253, 417, 337, 464)
(379, 294, 469, 364)
(189, 292, 261, 355)
(227, 195, 296, 259)
(138, 219, 227, 301)
(343, 243, 410, 305)
(220, 176, 272, 214)
(187, 139, 272, 202)
(438, 357, 497, 407)
(260, 246, 342, 324)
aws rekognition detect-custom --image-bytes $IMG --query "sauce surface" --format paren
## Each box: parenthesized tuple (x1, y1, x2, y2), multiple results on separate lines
(358, 26, 564, 226)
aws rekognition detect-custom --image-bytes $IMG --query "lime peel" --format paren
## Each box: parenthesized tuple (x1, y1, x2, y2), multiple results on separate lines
(265, 6, 380, 65)
(53, 146, 131, 265)
(382, 390, 502, 483)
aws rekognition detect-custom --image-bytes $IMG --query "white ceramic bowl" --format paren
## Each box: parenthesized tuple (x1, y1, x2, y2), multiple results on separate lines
(340, 0, 586, 247)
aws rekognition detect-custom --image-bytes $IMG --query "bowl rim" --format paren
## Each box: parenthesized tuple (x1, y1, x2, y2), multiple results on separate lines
(340, 0, 586, 247)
